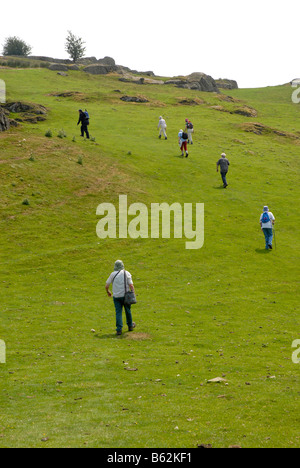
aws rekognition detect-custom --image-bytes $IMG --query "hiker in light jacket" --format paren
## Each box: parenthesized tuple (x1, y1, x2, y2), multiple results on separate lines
(158, 116, 167, 140)
(105, 260, 136, 335)
(260, 206, 275, 250)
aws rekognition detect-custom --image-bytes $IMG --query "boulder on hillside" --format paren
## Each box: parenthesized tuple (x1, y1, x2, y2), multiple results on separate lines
(98, 56, 116, 66)
(0, 106, 10, 132)
(165, 72, 219, 92)
(49, 63, 69, 72)
(121, 95, 149, 103)
(83, 64, 118, 75)
(216, 79, 238, 90)
(186, 73, 219, 92)
(67, 64, 80, 71)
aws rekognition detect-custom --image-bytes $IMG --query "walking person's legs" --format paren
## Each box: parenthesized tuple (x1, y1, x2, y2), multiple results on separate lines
(124, 303, 134, 330)
(113, 297, 124, 334)
(267, 228, 273, 249)
(221, 171, 228, 187)
(262, 228, 273, 250)
(83, 124, 89, 139)
(183, 141, 188, 157)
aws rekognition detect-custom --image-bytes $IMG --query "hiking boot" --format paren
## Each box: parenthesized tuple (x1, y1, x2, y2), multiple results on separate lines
(185, 153, 189, 158)
(268, 244, 273, 250)
(128, 322, 136, 332)
(116, 330, 122, 336)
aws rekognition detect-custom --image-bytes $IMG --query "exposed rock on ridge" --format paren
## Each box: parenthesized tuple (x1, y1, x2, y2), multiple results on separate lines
(165, 72, 219, 92)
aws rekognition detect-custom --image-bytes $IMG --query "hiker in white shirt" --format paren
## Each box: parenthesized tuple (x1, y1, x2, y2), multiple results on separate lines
(260, 206, 275, 250)
(158, 116, 167, 140)
(105, 260, 136, 335)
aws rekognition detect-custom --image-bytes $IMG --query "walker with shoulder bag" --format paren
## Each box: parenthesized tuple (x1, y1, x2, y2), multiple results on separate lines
(124, 271, 137, 306)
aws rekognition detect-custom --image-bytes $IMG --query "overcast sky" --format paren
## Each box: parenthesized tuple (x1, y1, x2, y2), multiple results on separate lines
(1, 0, 299, 88)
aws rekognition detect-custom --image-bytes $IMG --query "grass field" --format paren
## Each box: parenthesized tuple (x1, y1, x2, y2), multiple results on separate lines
(0, 67, 299, 448)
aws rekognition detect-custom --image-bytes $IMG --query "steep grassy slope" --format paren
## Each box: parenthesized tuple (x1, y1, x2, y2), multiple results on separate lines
(0, 69, 299, 448)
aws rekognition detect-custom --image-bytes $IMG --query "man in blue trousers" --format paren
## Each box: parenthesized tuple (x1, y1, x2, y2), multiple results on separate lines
(260, 206, 275, 250)
(216, 153, 230, 188)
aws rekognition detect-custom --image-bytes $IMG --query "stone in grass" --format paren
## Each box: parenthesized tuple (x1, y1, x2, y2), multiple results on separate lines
(207, 377, 227, 383)
(22, 199, 30, 206)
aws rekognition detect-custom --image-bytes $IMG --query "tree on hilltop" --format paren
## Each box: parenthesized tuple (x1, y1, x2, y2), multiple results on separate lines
(65, 31, 86, 63)
(2, 36, 32, 56)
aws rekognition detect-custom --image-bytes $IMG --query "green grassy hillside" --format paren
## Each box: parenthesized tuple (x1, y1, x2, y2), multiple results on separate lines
(0, 68, 299, 448)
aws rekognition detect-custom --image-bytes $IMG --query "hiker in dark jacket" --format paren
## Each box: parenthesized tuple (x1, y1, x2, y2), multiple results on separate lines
(77, 109, 90, 139)
(217, 153, 230, 188)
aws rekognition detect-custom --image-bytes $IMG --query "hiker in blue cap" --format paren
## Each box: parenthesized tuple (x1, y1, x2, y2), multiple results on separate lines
(260, 206, 275, 250)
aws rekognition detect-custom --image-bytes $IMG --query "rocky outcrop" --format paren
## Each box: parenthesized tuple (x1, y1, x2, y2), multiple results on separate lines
(29, 55, 236, 91)
(4, 101, 47, 115)
(121, 95, 149, 103)
(83, 64, 118, 75)
(2, 102, 47, 124)
(98, 56, 116, 66)
(240, 122, 300, 141)
(216, 79, 238, 90)
(187, 73, 219, 92)
(119, 74, 164, 85)
(49, 63, 69, 72)
(232, 106, 257, 117)
(165, 72, 219, 92)
(83, 60, 155, 77)
(0, 106, 10, 132)
(29, 55, 72, 64)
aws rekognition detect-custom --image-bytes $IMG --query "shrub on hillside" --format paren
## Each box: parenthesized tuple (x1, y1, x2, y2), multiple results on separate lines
(2, 36, 32, 57)
(57, 129, 67, 139)
(65, 31, 86, 63)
